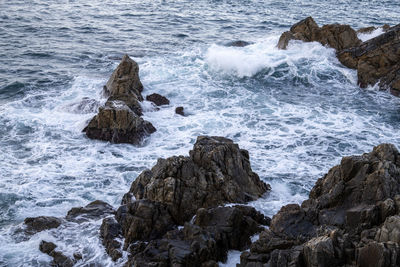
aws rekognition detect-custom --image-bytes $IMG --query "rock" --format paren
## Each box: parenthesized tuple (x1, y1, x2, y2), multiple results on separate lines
(357, 26, 378, 34)
(39, 240, 75, 267)
(83, 101, 156, 144)
(146, 93, 170, 106)
(84, 54, 158, 144)
(240, 143, 400, 267)
(127, 136, 270, 224)
(277, 16, 360, 50)
(24, 216, 62, 234)
(100, 217, 123, 261)
(303, 235, 341, 267)
(175, 106, 185, 116)
(356, 241, 400, 267)
(66, 200, 114, 223)
(270, 204, 316, 242)
(103, 54, 143, 101)
(127, 206, 268, 267)
(225, 40, 252, 47)
(337, 24, 400, 93)
(115, 199, 175, 247)
(375, 215, 400, 243)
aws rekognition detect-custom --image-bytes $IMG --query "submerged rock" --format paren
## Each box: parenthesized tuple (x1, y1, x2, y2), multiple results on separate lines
(146, 93, 170, 106)
(24, 216, 62, 235)
(239, 143, 400, 267)
(175, 106, 185, 116)
(66, 200, 115, 223)
(225, 40, 252, 47)
(39, 240, 76, 267)
(277, 16, 361, 51)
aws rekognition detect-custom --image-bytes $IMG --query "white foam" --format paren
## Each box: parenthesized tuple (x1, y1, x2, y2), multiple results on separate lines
(358, 27, 385, 42)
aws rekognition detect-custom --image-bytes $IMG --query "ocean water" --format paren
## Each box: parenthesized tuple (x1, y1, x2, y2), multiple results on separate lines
(1, 0, 400, 266)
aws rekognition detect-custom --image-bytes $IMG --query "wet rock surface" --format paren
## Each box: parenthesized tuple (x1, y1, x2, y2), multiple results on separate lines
(175, 106, 185, 116)
(100, 136, 270, 265)
(39, 240, 76, 267)
(338, 24, 400, 93)
(146, 93, 170, 106)
(66, 200, 115, 223)
(24, 216, 62, 235)
(239, 143, 400, 267)
(279, 17, 400, 95)
(84, 54, 157, 144)
(277, 16, 361, 51)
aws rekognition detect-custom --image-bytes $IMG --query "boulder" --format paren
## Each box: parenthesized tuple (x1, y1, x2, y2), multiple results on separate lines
(375, 215, 400, 243)
(24, 216, 62, 235)
(126, 136, 270, 224)
(100, 217, 123, 261)
(146, 93, 170, 106)
(83, 101, 156, 145)
(337, 24, 400, 93)
(278, 17, 361, 51)
(66, 200, 114, 223)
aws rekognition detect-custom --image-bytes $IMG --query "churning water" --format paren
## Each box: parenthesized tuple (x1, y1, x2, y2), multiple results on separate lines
(0, 0, 400, 266)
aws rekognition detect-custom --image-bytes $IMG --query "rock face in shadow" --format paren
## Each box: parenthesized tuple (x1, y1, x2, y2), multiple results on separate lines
(239, 143, 400, 267)
(84, 54, 156, 144)
(100, 136, 271, 265)
(277, 17, 361, 51)
(337, 24, 400, 93)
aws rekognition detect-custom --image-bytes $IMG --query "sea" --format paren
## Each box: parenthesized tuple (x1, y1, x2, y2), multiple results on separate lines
(0, 0, 399, 266)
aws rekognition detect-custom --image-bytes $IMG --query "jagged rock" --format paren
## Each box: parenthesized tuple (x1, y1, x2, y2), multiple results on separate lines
(103, 54, 143, 101)
(126, 136, 270, 224)
(175, 106, 185, 116)
(100, 217, 123, 261)
(270, 204, 316, 242)
(146, 93, 170, 106)
(39, 240, 75, 267)
(240, 144, 400, 267)
(375, 215, 400, 243)
(24, 216, 62, 234)
(127, 206, 268, 267)
(337, 24, 400, 93)
(116, 199, 176, 247)
(356, 241, 400, 267)
(83, 101, 156, 144)
(278, 17, 361, 51)
(66, 200, 114, 223)
(84, 54, 158, 143)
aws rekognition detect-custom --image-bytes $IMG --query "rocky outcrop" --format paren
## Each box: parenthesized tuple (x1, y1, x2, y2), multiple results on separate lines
(279, 17, 400, 95)
(337, 24, 400, 94)
(146, 93, 170, 106)
(100, 136, 270, 265)
(39, 240, 76, 267)
(239, 143, 400, 267)
(277, 17, 361, 51)
(124, 136, 270, 224)
(84, 54, 156, 144)
(66, 200, 115, 223)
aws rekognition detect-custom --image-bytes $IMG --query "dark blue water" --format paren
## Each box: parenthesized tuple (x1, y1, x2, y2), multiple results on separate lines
(1, 1, 399, 266)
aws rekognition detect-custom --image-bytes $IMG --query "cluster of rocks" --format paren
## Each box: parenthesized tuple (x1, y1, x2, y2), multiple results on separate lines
(239, 143, 400, 267)
(99, 136, 271, 266)
(24, 200, 115, 266)
(27, 139, 400, 266)
(278, 17, 400, 95)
